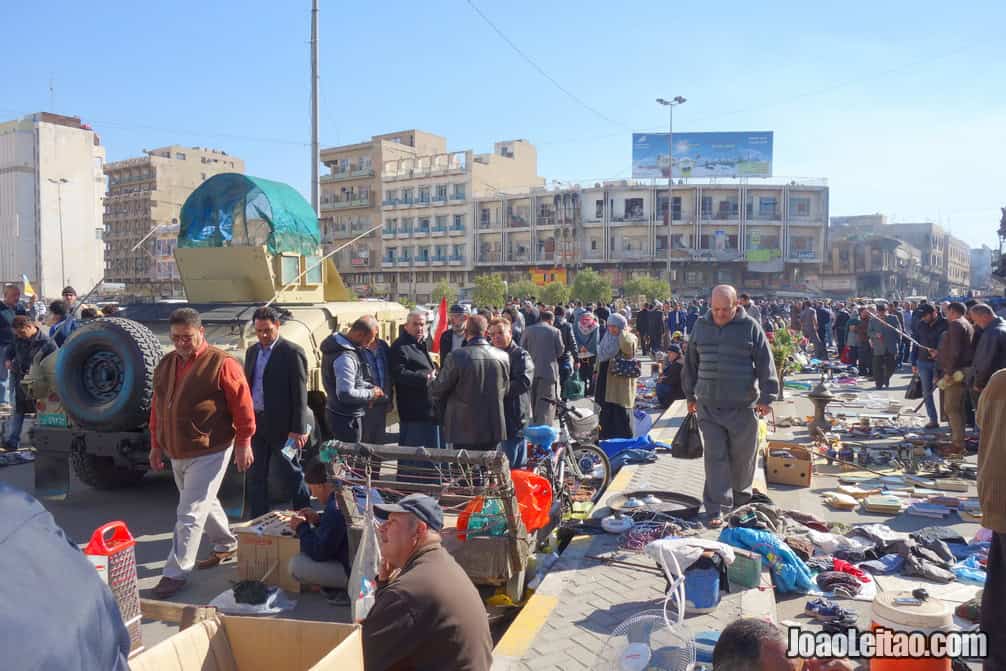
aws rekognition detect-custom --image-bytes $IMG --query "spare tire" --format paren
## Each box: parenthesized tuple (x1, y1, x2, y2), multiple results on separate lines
(55, 318, 163, 432)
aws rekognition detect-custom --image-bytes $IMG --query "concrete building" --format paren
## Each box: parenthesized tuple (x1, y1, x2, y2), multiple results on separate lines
(886, 222, 970, 296)
(970, 244, 1003, 295)
(0, 113, 106, 299)
(829, 213, 887, 240)
(476, 179, 829, 297)
(327, 133, 544, 301)
(103, 146, 244, 298)
(820, 236, 924, 297)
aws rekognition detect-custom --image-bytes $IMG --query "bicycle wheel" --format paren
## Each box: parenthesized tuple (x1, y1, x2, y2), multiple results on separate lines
(565, 443, 612, 506)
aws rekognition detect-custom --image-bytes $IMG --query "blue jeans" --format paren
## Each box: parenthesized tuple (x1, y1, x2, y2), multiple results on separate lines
(0, 345, 11, 406)
(5, 409, 24, 448)
(397, 420, 442, 482)
(499, 437, 526, 469)
(917, 360, 938, 424)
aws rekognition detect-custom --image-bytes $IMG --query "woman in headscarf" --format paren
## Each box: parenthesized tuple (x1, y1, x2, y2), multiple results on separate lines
(573, 311, 600, 397)
(595, 313, 638, 440)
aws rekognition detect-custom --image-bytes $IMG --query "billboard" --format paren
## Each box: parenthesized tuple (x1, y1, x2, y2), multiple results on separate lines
(632, 131, 773, 178)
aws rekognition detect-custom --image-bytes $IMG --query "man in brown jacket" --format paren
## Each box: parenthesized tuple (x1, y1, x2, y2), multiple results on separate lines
(978, 368, 1006, 669)
(935, 302, 975, 454)
(363, 494, 492, 671)
(150, 308, 257, 598)
(854, 307, 873, 377)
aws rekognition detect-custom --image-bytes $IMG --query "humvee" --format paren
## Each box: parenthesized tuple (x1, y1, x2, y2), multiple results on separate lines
(27, 174, 407, 500)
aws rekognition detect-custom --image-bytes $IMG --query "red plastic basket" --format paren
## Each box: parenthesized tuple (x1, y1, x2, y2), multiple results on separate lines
(84, 521, 142, 653)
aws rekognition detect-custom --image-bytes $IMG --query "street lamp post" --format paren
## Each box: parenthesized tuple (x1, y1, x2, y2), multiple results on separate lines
(655, 96, 686, 286)
(47, 177, 69, 290)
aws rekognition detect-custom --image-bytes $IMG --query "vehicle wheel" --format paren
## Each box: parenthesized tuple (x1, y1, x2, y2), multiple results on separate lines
(566, 443, 612, 505)
(55, 318, 162, 432)
(70, 445, 146, 489)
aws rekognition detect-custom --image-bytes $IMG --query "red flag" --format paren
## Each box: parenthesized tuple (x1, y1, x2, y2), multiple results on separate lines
(431, 297, 448, 353)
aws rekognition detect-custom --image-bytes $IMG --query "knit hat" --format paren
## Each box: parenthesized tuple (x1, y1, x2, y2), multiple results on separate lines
(608, 313, 627, 330)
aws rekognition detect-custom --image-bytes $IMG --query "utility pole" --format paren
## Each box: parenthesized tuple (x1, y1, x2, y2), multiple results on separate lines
(656, 96, 686, 285)
(310, 0, 320, 216)
(47, 177, 69, 290)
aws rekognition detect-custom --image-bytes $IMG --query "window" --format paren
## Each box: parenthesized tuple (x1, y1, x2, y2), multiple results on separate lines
(452, 183, 466, 200)
(435, 184, 447, 201)
(435, 215, 447, 229)
(304, 255, 323, 284)
(672, 196, 682, 220)
(453, 214, 465, 230)
(700, 196, 715, 218)
(590, 239, 598, 250)
(625, 198, 645, 220)
(280, 255, 299, 283)
(686, 271, 704, 286)
(480, 208, 491, 227)
(790, 197, 811, 217)
(174, 152, 186, 160)
(401, 188, 413, 204)
(452, 244, 464, 258)
(418, 186, 430, 203)
(417, 217, 430, 231)
(415, 271, 430, 282)
(95, 228, 103, 240)
(594, 200, 604, 219)
(758, 197, 778, 218)
(717, 197, 739, 218)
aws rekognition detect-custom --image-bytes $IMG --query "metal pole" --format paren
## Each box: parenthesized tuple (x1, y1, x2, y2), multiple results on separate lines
(56, 181, 66, 289)
(310, 0, 320, 216)
(665, 105, 673, 284)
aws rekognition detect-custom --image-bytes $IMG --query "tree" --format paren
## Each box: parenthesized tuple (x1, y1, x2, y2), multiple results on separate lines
(430, 280, 457, 306)
(571, 268, 613, 305)
(472, 273, 507, 308)
(539, 281, 571, 307)
(622, 277, 672, 302)
(509, 279, 539, 301)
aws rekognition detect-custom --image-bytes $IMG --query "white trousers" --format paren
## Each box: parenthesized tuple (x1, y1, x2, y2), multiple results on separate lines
(162, 447, 238, 579)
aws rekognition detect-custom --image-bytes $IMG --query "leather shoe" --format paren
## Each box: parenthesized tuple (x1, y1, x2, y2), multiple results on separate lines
(196, 549, 237, 570)
(152, 576, 186, 599)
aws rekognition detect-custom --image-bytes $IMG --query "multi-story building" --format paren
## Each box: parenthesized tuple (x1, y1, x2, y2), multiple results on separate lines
(885, 223, 970, 296)
(971, 245, 1001, 294)
(820, 236, 923, 298)
(476, 179, 829, 296)
(329, 135, 544, 301)
(103, 146, 244, 298)
(0, 113, 106, 298)
(829, 213, 887, 240)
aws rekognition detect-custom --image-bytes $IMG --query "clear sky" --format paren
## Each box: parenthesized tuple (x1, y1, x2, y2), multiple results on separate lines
(4, 0, 1004, 247)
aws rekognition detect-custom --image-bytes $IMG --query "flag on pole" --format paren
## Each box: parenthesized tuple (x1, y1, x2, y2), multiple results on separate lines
(21, 274, 35, 297)
(431, 297, 448, 354)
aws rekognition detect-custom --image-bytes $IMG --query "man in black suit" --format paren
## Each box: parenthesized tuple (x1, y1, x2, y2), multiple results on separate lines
(244, 306, 311, 520)
(438, 304, 468, 359)
(390, 309, 442, 480)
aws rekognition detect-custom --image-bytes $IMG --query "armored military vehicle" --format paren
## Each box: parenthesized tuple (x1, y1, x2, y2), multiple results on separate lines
(28, 174, 407, 497)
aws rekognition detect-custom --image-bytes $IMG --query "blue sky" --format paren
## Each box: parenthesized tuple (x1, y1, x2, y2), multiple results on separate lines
(4, 0, 1004, 247)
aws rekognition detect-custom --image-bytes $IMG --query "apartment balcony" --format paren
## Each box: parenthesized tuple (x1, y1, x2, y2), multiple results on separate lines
(506, 254, 530, 264)
(382, 228, 396, 239)
(399, 199, 414, 209)
(507, 218, 529, 229)
(415, 199, 431, 208)
(538, 251, 555, 262)
(614, 250, 652, 261)
(448, 255, 464, 266)
(351, 167, 374, 178)
(397, 258, 413, 268)
(478, 219, 498, 231)
(748, 209, 782, 222)
(396, 228, 412, 239)
(382, 258, 396, 268)
(350, 256, 371, 268)
(430, 255, 447, 266)
(432, 196, 447, 206)
(537, 215, 555, 227)
(448, 226, 466, 236)
(381, 198, 398, 208)
(413, 257, 430, 267)
(414, 227, 430, 237)
(582, 250, 605, 260)
(477, 252, 502, 264)
(323, 195, 371, 211)
(430, 225, 447, 237)
(450, 193, 466, 202)
(610, 214, 648, 225)
(583, 218, 604, 227)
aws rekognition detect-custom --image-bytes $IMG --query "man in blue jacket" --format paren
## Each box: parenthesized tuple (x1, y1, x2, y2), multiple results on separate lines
(1, 483, 131, 669)
(666, 301, 688, 337)
(288, 461, 350, 595)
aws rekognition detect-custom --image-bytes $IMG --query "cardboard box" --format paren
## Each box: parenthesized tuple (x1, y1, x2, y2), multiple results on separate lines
(129, 615, 362, 671)
(233, 511, 302, 593)
(765, 441, 813, 487)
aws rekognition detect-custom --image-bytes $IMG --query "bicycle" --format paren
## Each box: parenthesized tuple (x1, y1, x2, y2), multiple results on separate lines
(523, 397, 612, 520)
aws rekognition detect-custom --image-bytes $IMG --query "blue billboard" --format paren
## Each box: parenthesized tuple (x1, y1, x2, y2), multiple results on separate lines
(632, 131, 774, 178)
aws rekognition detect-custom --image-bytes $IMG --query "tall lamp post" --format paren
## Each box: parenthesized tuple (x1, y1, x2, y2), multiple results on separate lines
(655, 96, 686, 285)
(47, 177, 69, 290)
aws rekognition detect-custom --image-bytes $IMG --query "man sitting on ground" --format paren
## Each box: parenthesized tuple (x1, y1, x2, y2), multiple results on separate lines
(713, 617, 856, 670)
(287, 461, 350, 599)
(363, 494, 492, 671)
(656, 343, 685, 408)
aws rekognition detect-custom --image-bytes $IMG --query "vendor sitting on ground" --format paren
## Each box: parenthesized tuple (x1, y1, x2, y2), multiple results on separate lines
(363, 493, 493, 671)
(656, 344, 685, 408)
(287, 461, 350, 595)
(713, 617, 856, 670)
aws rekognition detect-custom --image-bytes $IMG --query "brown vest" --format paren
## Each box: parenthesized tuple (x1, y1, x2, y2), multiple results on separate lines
(152, 346, 236, 460)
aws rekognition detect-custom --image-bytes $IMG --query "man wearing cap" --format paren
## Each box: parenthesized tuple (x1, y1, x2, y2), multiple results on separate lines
(438, 304, 468, 360)
(364, 493, 493, 671)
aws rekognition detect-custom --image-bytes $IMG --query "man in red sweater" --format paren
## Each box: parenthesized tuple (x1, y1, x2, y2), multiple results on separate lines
(150, 308, 256, 598)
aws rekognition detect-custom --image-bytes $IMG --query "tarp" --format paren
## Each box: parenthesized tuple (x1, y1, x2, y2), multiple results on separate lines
(179, 173, 320, 256)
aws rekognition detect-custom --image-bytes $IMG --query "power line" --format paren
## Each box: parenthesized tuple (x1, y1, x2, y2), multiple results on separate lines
(464, 0, 629, 130)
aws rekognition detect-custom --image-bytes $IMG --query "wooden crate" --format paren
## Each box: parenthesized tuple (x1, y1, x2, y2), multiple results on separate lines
(232, 511, 302, 593)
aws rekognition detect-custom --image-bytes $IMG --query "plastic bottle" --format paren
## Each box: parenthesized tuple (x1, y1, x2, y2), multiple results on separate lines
(281, 424, 312, 461)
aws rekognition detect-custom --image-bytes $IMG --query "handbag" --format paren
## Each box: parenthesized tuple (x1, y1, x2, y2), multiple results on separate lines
(671, 412, 704, 459)
(612, 351, 642, 378)
(904, 373, 923, 400)
(563, 374, 585, 400)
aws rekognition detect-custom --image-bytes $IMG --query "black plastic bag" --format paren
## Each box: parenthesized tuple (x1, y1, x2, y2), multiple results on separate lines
(905, 373, 923, 400)
(671, 413, 704, 459)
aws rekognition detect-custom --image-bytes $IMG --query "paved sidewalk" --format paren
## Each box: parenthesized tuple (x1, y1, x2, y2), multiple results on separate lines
(493, 401, 776, 671)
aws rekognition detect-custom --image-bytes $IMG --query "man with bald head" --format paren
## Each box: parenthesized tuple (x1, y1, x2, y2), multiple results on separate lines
(683, 285, 779, 527)
(321, 315, 384, 443)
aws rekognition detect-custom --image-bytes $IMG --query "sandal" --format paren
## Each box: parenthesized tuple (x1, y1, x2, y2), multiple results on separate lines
(704, 516, 724, 529)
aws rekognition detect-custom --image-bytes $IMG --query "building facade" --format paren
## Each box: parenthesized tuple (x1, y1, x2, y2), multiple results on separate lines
(103, 146, 244, 298)
(326, 133, 544, 301)
(885, 223, 970, 296)
(820, 236, 923, 297)
(0, 113, 106, 299)
(476, 179, 829, 297)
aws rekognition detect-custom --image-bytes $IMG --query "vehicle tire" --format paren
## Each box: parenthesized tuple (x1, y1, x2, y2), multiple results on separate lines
(70, 444, 146, 489)
(566, 443, 612, 505)
(55, 318, 163, 432)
